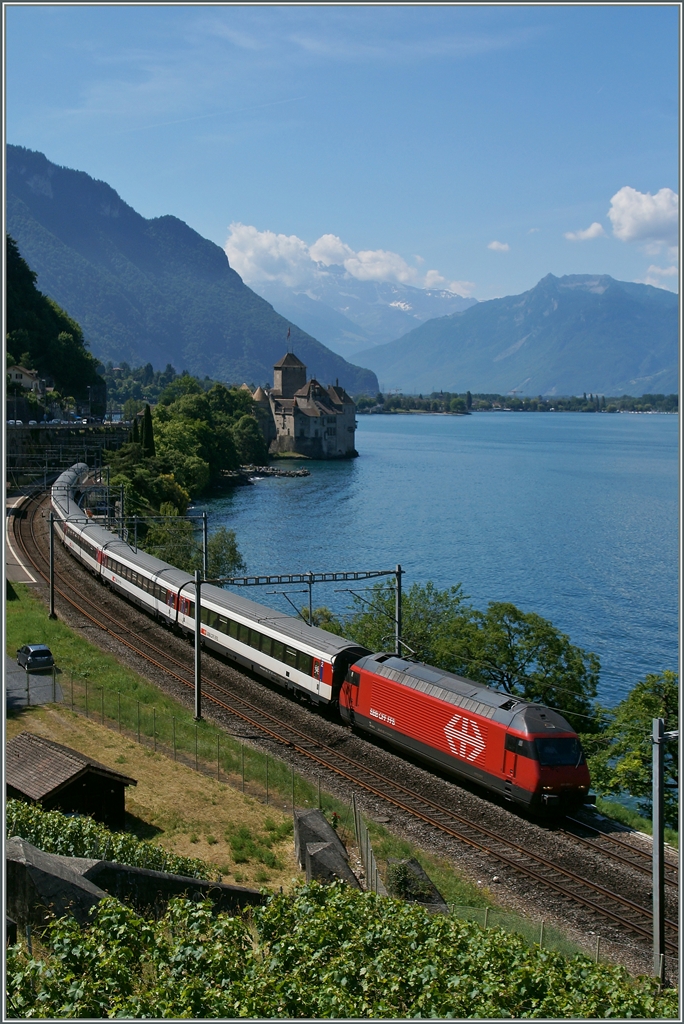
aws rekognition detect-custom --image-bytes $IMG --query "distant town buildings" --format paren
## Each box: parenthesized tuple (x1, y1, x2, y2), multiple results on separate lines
(252, 352, 357, 459)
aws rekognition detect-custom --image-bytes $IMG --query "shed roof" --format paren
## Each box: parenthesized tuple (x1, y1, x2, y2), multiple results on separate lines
(6, 733, 137, 802)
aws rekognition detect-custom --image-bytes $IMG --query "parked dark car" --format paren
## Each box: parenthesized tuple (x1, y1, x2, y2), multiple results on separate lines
(17, 644, 55, 671)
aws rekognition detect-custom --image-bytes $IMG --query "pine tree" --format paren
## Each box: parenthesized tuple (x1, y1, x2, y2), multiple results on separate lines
(132, 417, 140, 444)
(466, 390, 472, 410)
(142, 404, 155, 458)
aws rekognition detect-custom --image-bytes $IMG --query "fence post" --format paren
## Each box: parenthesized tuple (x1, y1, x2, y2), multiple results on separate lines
(292, 767, 295, 810)
(266, 755, 269, 805)
(137, 701, 140, 743)
(25, 669, 30, 707)
(484, 907, 490, 930)
(101, 687, 104, 725)
(539, 920, 545, 948)
(52, 666, 56, 703)
(595, 935, 600, 963)
(117, 691, 121, 733)
(172, 717, 176, 761)
(153, 707, 156, 752)
(85, 678, 88, 718)
(217, 735, 220, 780)
(71, 675, 74, 711)
(241, 743, 245, 792)
(195, 724, 198, 770)
(318, 777, 321, 810)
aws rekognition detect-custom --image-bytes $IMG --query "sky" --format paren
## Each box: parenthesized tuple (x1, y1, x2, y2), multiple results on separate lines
(4, 3, 680, 300)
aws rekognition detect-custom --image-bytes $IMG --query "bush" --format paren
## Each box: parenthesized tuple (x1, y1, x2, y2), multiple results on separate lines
(6, 800, 210, 879)
(5, 884, 677, 1018)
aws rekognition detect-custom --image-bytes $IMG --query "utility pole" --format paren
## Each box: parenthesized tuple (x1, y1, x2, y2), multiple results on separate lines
(202, 511, 208, 580)
(652, 718, 678, 980)
(395, 564, 403, 655)
(308, 571, 314, 626)
(194, 570, 202, 721)
(652, 717, 664, 979)
(48, 513, 56, 619)
(120, 484, 125, 539)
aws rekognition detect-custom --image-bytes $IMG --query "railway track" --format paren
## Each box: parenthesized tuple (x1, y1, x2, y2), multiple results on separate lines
(14, 488, 678, 957)
(563, 816, 678, 890)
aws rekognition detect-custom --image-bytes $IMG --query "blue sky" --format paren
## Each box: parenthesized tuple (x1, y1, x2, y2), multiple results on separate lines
(5, 4, 679, 299)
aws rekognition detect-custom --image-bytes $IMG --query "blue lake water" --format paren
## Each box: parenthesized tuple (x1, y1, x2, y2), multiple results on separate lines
(196, 412, 679, 708)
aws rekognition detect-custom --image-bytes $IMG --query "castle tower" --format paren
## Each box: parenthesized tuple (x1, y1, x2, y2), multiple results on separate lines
(273, 352, 306, 398)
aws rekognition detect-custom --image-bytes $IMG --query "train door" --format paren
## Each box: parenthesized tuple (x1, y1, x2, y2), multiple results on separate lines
(312, 658, 324, 697)
(503, 734, 520, 780)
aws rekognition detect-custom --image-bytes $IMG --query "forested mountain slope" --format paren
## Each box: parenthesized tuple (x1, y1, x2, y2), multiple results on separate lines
(6, 146, 378, 394)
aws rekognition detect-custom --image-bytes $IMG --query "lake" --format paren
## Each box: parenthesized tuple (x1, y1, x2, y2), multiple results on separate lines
(196, 412, 679, 708)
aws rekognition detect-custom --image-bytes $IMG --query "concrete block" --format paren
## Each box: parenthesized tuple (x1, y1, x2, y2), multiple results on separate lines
(294, 808, 348, 869)
(305, 841, 361, 888)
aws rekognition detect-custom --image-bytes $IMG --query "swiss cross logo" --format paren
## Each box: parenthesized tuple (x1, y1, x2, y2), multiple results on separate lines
(444, 714, 486, 762)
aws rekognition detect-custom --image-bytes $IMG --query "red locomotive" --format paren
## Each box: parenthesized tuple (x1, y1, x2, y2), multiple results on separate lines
(340, 653, 592, 812)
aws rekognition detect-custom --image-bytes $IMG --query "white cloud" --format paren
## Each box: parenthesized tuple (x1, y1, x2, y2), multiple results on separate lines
(527, 227, 539, 234)
(640, 264, 679, 291)
(308, 233, 355, 266)
(564, 221, 605, 242)
(225, 222, 471, 293)
(488, 240, 510, 252)
(608, 186, 679, 247)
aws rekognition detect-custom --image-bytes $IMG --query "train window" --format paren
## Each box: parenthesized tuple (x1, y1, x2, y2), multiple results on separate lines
(272, 640, 284, 663)
(504, 734, 537, 759)
(261, 635, 273, 657)
(238, 623, 250, 645)
(298, 652, 313, 676)
(200, 607, 209, 625)
(535, 737, 584, 767)
(248, 629, 261, 650)
(284, 647, 297, 669)
(209, 611, 220, 629)
(218, 616, 229, 634)
(346, 669, 360, 686)
(228, 619, 238, 639)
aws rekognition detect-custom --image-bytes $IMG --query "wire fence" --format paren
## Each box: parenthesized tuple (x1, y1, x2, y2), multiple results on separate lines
(351, 799, 678, 979)
(62, 672, 325, 816)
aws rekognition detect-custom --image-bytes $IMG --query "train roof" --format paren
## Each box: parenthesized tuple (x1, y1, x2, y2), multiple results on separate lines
(354, 653, 575, 733)
(52, 466, 369, 661)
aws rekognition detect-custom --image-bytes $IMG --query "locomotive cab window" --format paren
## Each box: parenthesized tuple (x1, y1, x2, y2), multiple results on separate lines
(346, 669, 360, 686)
(504, 734, 537, 759)
(535, 737, 584, 767)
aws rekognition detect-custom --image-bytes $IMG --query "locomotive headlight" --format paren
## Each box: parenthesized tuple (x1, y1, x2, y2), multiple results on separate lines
(542, 785, 555, 791)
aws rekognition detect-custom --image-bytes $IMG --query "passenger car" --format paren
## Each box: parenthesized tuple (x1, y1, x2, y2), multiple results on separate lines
(16, 644, 55, 671)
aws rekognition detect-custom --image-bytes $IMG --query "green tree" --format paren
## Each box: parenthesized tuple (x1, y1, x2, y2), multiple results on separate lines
(141, 403, 156, 458)
(587, 671, 678, 827)
(207, 526, 246, 579)
(450, 397, 467, 414)
(343, 580, 473, 664)
(143, 503, 200, 573)
(462, 602, 600, 727)
(123, 398, 144, 422)
(233, 414, 268, 464)
(466, 390, 472, 410)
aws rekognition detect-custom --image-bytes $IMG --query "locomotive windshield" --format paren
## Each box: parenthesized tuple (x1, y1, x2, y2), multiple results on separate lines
(535, 737, 584, 767)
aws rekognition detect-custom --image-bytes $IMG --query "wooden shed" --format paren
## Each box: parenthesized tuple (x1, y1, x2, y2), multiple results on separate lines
(6, 733, 137, 831)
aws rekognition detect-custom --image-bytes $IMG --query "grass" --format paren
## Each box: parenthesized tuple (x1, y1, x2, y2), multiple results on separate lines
(595, 797, 678, 850)
(367, 819, 492, 908)
(5, 703, 300, 890)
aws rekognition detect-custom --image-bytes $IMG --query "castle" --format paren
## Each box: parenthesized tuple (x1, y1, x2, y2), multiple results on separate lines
(252, 353, 357, 459)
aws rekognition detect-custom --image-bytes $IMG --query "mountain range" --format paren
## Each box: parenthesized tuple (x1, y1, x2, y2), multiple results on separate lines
(356, 273, 679, 396)
(6, 145, 378, 395)
(253, 274, 476, 358)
